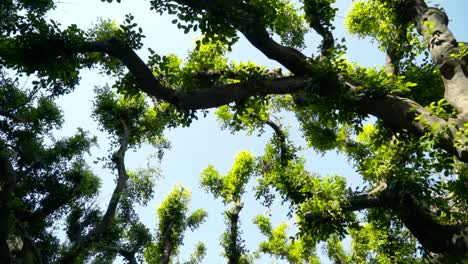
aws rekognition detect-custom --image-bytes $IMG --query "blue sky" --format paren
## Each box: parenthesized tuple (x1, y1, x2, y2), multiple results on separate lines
(47, 0, 468, 263)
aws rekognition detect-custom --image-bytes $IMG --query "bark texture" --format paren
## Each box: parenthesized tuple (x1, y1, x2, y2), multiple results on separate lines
(413, 5, 468, 121)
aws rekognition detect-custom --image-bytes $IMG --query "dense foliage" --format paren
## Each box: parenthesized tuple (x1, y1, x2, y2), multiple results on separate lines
(1, 0, 468, 263)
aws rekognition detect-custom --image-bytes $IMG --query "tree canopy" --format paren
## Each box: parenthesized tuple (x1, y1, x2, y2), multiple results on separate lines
(1, 0, 468, 263)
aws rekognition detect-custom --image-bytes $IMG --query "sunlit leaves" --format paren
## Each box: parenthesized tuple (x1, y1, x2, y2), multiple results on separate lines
(297, 175, 355, 241)
(302, 0, 337, 31)
(253, 215, 321, 263)
(184, 242, 207, 264)
(186, 209, 208, 231)
(200, 151, 257, 263)
(251, 0, 309, 48)
(200, 151, 255, 204)
(144, 186, 207, 264)
(125, 168, 160, 206)
(148, 0, 239, 48)
(346, 0, 406, 50)
(450, 42, 468, 60)
(346, 220, 422, 264)
(92, 86, 167, 146)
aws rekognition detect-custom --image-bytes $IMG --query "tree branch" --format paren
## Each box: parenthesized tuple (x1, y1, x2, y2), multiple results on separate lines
(340, 182, 468, 255)
(385, 47, 399, 75)
(347, 193, 381, 211)
(160, 222, 174, 264)
(357, 93, 468, 161)
(78, 35, 468, 164)
(57, 120, 131, 263)
(80, 39, 308, 110)
(101, 245, 138, 264)
(382, 189, 468, 255)
(225, 201, 244, 264)
(405, 1, 468, 121)
(262, 117, 288, 167)
(240, 26, 311, 76)
(171, 0, 312, 76)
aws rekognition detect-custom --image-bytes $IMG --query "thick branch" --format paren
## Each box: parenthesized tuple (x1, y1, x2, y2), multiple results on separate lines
(347, 193, 381, 211)
(344, 184, 468, 255)
(172, 0, 312, 76)
(406, 1, 468, 120)
(383, 190, 468, 255)
(241, 26, 311, 76)
(80, 39, 177, 103)
(80, 39, 308, 110)
(79, 38, 468, 162)
(160, 222, 174, 264)
(357, 94, 468, 161)
(385, 47, 399, 75)
(225, 202, 244, 264)
(178, 76, 307, 109)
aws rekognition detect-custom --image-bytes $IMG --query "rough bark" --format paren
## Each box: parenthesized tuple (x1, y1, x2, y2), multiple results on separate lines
(225, 202, 243, 264)
(410, 2, 468, 121)
(310, 187, 468, 256)
(385, 47, 399, 75)
(159, 222, 174, 264)
(358, 93, 468, 160)
(383, 190, 468, 256)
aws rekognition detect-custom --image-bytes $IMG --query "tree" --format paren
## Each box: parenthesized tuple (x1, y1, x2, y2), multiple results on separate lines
(144, 185, 207, 264)
(200, 151, 257, 263)
(1, 0, 468, 263)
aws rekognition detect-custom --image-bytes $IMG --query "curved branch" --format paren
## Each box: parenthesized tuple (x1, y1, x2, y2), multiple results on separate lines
(405, 1, 468, 120)
(80, 39, 177, 103)
(58, 120, 130, 263)
(249, 113, 289, 167)
(80, 39, 468, 163)
(343, 184, 468, 255)
(80, 39, 308, 110)
(383, 190, 468, 255)
(171, 0, 312, 75)
(305, 185, 468, 255)
(357, 93, 468, 161)
(263, 118, 288, 167)
(240, 26, 311, 76)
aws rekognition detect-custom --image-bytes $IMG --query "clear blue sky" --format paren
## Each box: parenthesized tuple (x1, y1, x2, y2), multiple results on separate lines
(47, 0, 468, 263)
